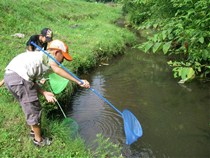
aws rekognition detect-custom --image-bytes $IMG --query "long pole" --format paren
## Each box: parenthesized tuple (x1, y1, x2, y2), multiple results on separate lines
(31, 42, 122, 115)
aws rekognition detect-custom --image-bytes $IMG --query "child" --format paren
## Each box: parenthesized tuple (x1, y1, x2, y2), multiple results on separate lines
(26, 28, 53, 51)
(4, 40, 90, 147)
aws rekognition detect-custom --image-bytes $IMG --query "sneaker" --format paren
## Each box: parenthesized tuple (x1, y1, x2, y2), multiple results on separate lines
(33, 137, 52, 147)
(29, 130, 35, 139)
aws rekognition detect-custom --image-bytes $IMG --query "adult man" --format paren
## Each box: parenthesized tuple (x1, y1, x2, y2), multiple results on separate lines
(26, 28, 53, 51)
(4, 40, 90, 147)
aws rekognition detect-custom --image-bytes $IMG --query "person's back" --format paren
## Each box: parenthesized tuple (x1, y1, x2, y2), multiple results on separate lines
(6, 51, 50, 82)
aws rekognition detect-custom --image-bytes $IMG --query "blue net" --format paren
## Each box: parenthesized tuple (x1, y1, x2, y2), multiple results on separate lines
(122, 109, 143, 145)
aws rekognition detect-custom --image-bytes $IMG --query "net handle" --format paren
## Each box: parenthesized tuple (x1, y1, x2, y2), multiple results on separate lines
(31, 42, 122, 115)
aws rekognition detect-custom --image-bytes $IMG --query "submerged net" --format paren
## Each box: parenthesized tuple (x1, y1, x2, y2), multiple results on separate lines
(62, 117, 79, 138)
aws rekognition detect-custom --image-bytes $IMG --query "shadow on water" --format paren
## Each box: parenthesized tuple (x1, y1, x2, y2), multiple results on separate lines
(66, 48, 210, 158)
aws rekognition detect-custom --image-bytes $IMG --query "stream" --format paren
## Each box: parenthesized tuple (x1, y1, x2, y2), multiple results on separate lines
(66, 48, 210, 158)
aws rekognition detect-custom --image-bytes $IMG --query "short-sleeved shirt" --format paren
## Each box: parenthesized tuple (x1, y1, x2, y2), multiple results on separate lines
(26, 35, 48, 51)
(5, 51, 51, 82)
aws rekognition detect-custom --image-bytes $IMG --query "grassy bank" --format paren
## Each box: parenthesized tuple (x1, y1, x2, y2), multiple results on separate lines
(0, 0, 136, 157)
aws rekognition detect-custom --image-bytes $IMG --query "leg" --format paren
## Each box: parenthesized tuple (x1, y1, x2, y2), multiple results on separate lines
(31, 124, 42, 142)
(0, 79, 4, 87)
(23, 101, 52, 146)
(4, 73, 51, 146)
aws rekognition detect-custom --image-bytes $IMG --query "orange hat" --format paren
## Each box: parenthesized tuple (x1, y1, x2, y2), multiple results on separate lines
(48, 40, 72, 61)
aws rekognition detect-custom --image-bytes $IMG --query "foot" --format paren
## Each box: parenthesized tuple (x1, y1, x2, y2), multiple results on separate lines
(29, 130, 35, 139)
(33, 137, 52, 147)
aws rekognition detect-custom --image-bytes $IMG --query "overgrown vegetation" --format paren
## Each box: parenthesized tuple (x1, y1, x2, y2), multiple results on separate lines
(122, 0, 210, 83)
(0, 0, 136, 157)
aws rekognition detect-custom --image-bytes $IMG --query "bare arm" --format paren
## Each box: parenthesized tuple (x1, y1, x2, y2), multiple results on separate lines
(27, 45, 33, 51)
(50, 62, 90, 88)
(35, 82, 56, 103)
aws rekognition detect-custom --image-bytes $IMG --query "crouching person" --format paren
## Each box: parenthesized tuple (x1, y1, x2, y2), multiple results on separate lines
(4, 40, 90, 147)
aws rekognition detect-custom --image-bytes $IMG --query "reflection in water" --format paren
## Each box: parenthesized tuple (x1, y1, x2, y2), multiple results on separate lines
(67, 48, 210, 158)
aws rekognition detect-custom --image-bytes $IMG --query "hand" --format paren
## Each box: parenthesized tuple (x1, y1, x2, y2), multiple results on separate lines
(43, 91, 56, 103)
(39, 78, 47, 84)
(79, 80, 90, 88)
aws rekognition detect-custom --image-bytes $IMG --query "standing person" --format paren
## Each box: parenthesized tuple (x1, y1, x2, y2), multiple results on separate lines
(26, 28, 53, 51)
(0, 28, 53, 87)
(4, 40, 90, 147)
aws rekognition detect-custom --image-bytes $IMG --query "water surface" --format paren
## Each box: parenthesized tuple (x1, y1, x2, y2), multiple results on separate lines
(67, 48, 210, 158)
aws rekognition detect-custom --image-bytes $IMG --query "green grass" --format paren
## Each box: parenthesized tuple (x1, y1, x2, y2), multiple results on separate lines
(0, 0, 136, 157)
(0, 0, 136, 75)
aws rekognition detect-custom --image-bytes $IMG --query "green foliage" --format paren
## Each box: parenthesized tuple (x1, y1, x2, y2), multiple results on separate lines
(93, 134, 123, 158)
(84, 0, 120, 2)
(0, 107, 91, 157)
(122, 0, 210, 81)
(122, 0, 152, 25)
(167, 60, 195, 83)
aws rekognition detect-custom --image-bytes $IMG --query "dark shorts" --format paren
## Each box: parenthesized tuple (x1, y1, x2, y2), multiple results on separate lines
(4, 72, 42, 126)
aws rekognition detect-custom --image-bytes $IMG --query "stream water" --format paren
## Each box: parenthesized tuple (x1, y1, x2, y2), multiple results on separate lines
(66, 48, 210, 158)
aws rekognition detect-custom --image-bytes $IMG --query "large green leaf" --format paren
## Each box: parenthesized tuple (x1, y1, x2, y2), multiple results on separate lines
(163, 41, 172, 54)
(199, 37, 204, 43)
(180, 67, 195, 80)
(152, 42, 162, 53)
(143, 41, 153, 52)
(162, 30, 167, 40)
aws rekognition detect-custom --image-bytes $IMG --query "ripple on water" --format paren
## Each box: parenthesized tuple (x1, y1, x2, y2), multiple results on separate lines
(68, 89, 126, 145)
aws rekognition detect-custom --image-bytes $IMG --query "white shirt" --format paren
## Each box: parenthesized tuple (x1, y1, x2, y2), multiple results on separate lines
(6, 51, 51, 82)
